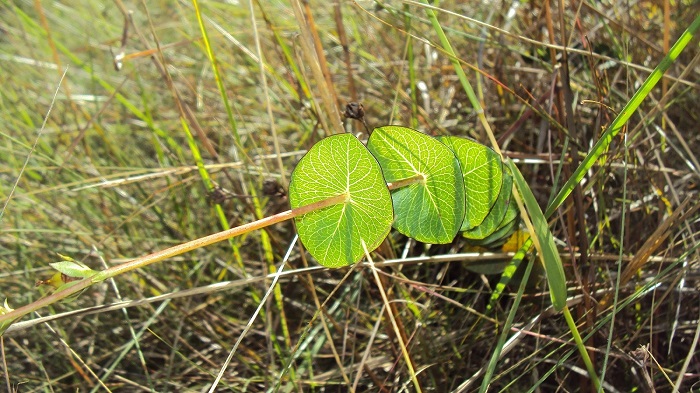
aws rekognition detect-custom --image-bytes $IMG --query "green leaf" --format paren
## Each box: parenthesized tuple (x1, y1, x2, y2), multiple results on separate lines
(367, 126, 465, 244)
(463, 170, 513, 240)
(495, 197, 520, 231)
(0, 300, 16, 334)
(56, 253, 76, 262)
(465, 184, 519, 247)
(49, 261, 97, 279)
(57, 285, 88, 302)
(479, 217, 519, 249)
(0, 320, 15, 336)
(507, 159, 567, 311)
(438, 136, 503, 231)
(289, 133, 393, 267)
(465, 208, 519, 248)
(0, 299, 12, 314)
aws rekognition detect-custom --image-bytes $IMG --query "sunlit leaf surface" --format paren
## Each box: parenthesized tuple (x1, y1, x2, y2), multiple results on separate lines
(367, 126, 465, 244)
(289, 134, 393, 267)
(438, 136, 503, 231)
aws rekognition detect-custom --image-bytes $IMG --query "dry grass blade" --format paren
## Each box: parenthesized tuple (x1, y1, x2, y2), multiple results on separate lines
(617, 198, 698, 297)
(363, 241, 422, 393)
(289, 0, 343, 135)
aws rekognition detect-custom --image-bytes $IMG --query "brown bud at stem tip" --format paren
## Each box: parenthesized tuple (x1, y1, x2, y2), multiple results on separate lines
(344, 102, 365, 120)
(344, 102, 370, 134)
(262, 179, 287, 199)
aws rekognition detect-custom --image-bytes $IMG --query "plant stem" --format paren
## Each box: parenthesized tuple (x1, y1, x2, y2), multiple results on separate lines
(1, 171, 426, 333)
(0, 193, 348, 331)
(387, 173, 425, 190)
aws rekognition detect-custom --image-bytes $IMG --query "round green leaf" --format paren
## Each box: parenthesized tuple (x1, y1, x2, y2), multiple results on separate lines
(289, 133, 393, 268)
(463, 171, 513, 240)
(438, 136, 503, 231)
(494, 196, 520, 232)
(367, 126, 465, 244)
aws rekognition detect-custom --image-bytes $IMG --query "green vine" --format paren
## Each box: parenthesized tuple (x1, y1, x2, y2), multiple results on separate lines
(0, 126, 556, 335)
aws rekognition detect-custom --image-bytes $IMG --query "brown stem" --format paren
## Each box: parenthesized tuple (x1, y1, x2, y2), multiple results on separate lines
(0, 193, 348, 330)
(334, 3, 357, 103)
(387, 174, 425, 190)
(2, 172, 427, 331)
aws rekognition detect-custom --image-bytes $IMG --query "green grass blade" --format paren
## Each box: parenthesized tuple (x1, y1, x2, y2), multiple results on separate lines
(488, 237, 532, 310)
(420, 0, 501, 155)
(421, 0, 480, 116)
(545, 13, 700, 217)
(478, 258, 534, 393)
(191, 0, 242, 151)
(404, 4, 419, 129)
(507, 160, 567, 311)
(562, 307, 602, 389)
(509, 160, 600, 390)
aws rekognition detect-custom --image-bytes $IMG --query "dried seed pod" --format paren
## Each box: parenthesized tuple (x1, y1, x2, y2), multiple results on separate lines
(262, 179, 287, 200)
(343, 102, 370, 134)
(344, 102, 365, 120)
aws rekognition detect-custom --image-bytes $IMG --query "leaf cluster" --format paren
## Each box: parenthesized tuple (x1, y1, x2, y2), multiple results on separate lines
(289, 125, 518, 267)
